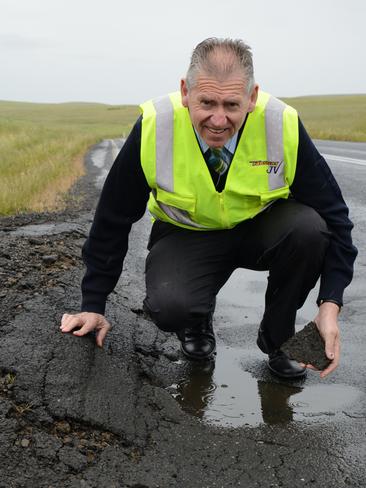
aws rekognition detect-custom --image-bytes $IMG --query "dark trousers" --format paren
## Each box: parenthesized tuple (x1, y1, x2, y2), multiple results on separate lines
(143, 199, 330, 350)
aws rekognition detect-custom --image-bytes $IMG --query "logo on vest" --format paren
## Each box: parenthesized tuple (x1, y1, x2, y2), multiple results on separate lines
(250, 160, 283, 174)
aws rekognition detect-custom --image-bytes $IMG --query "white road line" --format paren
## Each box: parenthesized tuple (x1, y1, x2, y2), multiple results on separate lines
(321, 153, 366, 167)
(317, 146, 366, 156)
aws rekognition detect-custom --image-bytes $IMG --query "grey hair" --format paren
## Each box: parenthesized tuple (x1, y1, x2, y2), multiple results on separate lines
(185, 37, 255, 94)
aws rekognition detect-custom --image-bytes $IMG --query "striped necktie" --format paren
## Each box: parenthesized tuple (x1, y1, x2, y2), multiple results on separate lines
(207, 146, 232, 175)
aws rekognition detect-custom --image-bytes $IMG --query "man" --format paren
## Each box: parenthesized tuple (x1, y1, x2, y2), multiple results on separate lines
(60, 38, 357, 379)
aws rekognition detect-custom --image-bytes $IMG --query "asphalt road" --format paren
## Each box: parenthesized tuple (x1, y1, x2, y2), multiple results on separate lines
(0, 139, 365, 488)
(315, 139, 366, 167)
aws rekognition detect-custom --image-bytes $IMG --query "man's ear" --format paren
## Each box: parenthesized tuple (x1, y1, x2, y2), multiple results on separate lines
(247, 84, 259, 113)
(180, 79, 189, 107)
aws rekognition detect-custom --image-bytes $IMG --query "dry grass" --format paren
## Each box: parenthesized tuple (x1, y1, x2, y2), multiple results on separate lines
(0, 101, 139, 215)
(282, 94, 366, 142)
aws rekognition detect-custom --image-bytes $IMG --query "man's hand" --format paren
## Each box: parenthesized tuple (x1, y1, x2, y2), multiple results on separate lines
(60, 312, 111, 348)
(310, 302, 341, 378)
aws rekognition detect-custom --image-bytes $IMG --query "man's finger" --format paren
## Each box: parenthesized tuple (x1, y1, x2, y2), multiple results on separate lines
(325, 337, 336, 361)
(60, 313, 72, 328)
(320, 360, 337, 378)
(304, 364, 318, 371)
(60, 314, 84, 332)
(299, 362, 316, 370)
(320, 340, 340, 378)
(96, 326, 109, 348)
(72, 320, 97, 337)
(321, 324, 339, 361)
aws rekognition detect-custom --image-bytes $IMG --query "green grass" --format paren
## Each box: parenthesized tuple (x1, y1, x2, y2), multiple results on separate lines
(0, 100, 139, 215)
(282, 94, 366, 142)
(1, 95, 365, 216)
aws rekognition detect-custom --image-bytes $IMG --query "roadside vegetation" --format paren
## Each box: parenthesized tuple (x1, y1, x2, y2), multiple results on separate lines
(282, 94, 366, 142)
(0, 101, 139, 215)
(0, 95, 365, 216)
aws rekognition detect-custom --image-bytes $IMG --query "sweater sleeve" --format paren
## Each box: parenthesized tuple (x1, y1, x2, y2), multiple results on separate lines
(290, 119, 358, 306)
(81, 117, 150, 314)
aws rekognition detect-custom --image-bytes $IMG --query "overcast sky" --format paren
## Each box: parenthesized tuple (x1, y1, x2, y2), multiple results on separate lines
(1, 0, 365, 104)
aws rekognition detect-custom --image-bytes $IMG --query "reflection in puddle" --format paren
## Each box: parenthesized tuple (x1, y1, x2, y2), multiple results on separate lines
(167, 346, 363, 428)
(258, 381, 302, 424)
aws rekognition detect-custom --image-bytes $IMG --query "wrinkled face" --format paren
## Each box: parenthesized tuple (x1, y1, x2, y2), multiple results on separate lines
(181, 73, 258, 148)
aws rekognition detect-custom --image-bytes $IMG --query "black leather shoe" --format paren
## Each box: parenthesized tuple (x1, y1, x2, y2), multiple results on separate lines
(268, 350, 306, 379)
(177, 318, 216, 361)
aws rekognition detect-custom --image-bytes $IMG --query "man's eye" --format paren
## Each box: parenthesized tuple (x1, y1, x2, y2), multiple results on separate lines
(201, 100, 212, 106)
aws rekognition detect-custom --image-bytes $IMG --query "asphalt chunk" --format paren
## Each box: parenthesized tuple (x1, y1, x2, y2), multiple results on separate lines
(280, 321, 331, 370)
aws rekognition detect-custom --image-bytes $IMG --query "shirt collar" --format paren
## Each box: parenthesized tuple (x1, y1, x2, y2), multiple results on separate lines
(194, 129, 238, 155)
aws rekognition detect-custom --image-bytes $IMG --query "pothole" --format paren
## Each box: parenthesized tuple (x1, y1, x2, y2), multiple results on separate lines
(166, 345, 364, 427)
(165, 268, 364, 428)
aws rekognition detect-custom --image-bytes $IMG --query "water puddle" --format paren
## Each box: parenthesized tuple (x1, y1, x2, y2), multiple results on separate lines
(166, 269, 364, 427)
(167, 345, 364, 427)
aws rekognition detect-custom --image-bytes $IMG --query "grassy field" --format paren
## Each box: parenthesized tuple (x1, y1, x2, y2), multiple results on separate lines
(282, 94, 366, 142)
(0, 101, 139, 215)
(0, 94, 365, 216)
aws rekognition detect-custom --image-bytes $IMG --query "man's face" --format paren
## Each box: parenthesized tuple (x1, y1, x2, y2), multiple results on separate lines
(181, 72, 258, 148)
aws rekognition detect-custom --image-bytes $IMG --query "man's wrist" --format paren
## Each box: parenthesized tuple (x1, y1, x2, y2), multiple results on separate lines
(318, 299, 342, 312)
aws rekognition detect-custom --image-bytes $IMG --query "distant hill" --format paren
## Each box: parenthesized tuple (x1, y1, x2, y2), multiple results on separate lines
(1, 94, 365, 142)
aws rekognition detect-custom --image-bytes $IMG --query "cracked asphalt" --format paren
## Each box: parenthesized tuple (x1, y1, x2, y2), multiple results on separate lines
(0, 139, 365, 488)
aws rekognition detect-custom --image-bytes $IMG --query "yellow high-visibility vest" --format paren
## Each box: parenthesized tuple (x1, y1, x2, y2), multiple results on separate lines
(140, 90, 298, 230)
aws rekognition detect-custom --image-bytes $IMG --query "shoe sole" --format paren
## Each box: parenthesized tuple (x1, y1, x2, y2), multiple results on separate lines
(180, 344, 217, 361)
(268, 363, 307, 379)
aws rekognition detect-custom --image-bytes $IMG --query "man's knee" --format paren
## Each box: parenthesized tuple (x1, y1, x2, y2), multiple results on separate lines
(143, 292, 193, 333)
(290, 206, 330, 252)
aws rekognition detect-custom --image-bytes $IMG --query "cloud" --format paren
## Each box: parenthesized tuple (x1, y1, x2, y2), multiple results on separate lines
(0, 33, 50, 50)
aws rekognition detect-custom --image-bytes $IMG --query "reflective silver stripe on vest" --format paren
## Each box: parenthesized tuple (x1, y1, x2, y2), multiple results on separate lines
(153, 95, 174, 192)
(265, 96, 286, 190)
(152, 97, 208, 228)
(157, 202, 208, 229)
(151, 190, 208, 229)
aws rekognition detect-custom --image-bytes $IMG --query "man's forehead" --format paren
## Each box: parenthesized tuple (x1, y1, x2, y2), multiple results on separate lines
(191, 75, 248, 96)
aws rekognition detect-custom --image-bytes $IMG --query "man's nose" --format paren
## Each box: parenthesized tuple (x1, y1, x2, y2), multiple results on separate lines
(210, 108, 227, 127)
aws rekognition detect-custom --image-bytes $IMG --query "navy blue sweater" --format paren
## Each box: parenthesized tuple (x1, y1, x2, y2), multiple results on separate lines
(81, 117, 357, 314)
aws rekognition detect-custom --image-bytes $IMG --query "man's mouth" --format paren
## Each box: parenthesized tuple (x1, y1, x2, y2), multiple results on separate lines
(206, 127, 227, 134)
